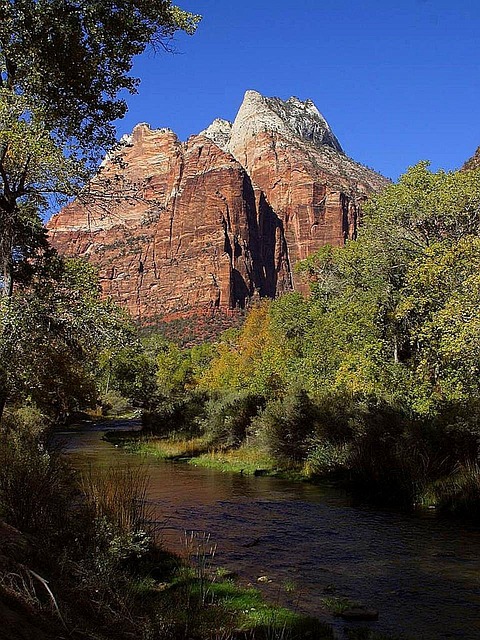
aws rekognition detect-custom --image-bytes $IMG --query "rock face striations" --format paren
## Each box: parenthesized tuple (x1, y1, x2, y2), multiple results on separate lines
(463, 145, 480, 171)
(48, 90, 389, 323)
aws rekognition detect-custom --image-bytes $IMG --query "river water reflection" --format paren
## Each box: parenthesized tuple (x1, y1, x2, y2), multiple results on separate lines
(59, 420, 480, 640)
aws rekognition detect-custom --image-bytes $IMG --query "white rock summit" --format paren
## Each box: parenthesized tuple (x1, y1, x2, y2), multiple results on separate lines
(199, 118, 232, 152)
(201, 90, 343, 156)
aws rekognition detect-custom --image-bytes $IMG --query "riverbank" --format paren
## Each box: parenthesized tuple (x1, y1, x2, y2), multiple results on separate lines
(104, 431, 308, 481)
(0, 515, 336, 640)
(106, 420, 480, 519)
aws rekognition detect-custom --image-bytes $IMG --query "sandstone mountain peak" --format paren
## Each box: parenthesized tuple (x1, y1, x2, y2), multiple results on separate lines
(199, 118, 232, 151)
(228, 90, 343, 154)
(200, 90, 344, 158)
(130, 122, 177, 142)
(48, 91, 389, 330)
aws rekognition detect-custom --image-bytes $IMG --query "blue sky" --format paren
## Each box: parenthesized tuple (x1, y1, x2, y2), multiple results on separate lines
(116, 1, 480, 181)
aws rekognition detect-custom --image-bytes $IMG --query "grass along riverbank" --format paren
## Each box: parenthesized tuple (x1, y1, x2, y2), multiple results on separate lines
(0, 513, 334, 640)
(105, 431, 306, 478)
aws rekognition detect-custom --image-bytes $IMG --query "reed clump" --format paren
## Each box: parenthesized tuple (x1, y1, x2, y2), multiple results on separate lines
(81, 463, 152, 540)
(0, 409, 168, 639)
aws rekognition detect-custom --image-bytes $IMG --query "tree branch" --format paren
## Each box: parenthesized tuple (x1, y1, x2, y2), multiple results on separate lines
(4, 56, 17, 90)
(0, 142, 7, 165)
(14, 154, 31, 197)
(0, 146, 13, 203)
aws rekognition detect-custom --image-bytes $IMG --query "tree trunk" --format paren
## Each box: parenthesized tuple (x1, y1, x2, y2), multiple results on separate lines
(0, 389, 7, 423)
(3, 259, 13, 297)
(393, 335, 399, 364)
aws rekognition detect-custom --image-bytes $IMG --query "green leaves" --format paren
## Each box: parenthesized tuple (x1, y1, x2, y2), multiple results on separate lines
(397, 236, 480, 408)
(0, 257, 135, 420)
(0, 0, 201, 151)
(365, 161, 480, 249)
(0, 89, 83, 201)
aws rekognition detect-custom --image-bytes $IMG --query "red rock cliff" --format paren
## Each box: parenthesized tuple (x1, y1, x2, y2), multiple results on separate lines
(48, 91, 389, 323)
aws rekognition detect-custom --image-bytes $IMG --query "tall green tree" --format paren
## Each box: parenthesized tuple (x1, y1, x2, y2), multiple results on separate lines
(0, 0, 200, 294)
(0, 91, 81, 294)
(397, 236, 480, 411)
(0, 0, 200, 149)
(0, 257, 135, 421)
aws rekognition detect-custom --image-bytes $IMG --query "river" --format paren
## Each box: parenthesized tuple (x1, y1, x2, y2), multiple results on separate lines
(58, 419, 480, 640)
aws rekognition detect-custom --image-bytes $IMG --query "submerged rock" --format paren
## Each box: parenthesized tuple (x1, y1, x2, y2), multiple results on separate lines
(340, 606, 379, 621)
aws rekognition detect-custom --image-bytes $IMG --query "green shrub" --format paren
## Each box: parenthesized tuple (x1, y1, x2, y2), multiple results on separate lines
(254, 388, 317, 468)
(306, 394, 480, 509)
(305, 441, 351, 477)
(0, 424, 81, 542)
(427, 402, 480, 470)
(345, 399, 418, 506)
(142, 391, 207, 438)
(201, 391, 265, 449)
(344, 398, 480, 507)
(100, 389, 132, 416)
(1, 405, 49, 437)
(311, 391, 357, 444)
(429, 463, 480, 519)
(0, 406, 76, 537)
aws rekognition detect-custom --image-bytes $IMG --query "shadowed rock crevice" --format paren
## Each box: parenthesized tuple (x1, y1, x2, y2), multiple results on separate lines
(257, 192, 290, 298)
(230, 268, 250, 309)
